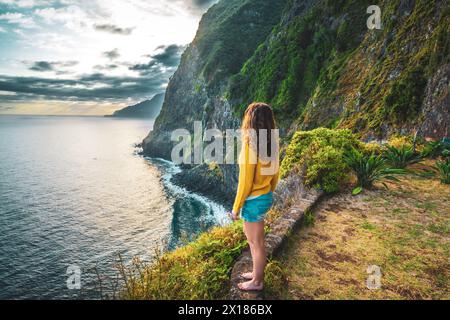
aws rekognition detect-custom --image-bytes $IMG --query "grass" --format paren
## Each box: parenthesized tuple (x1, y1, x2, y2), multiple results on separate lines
(265, 172, 449, 300)
(118, 222, 247, 300)
(115, 207, 282, 300)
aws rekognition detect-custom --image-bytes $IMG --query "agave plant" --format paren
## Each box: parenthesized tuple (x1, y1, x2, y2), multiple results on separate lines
(421, 140, 450, 159)
(344, 148, 405, 195)
(383, 145, 422, 169)
(435, 158, 450, 184)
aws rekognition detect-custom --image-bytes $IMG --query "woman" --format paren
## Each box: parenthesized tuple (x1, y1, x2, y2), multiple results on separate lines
(230, 102, 279, 292)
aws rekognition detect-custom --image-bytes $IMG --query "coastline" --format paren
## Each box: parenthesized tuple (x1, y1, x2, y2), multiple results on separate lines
(142, 156, 232, 248)
(138, 140, 235, 212)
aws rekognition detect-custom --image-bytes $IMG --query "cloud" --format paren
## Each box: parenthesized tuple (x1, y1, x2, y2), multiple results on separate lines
(0, 68, 172, 102)
(0, 0, 51, 8)
(94, 64, 119, 71)
(0, 12, 36, 28)
(102, 48, 120, 60)
(28, 60, 79, 72)
(191, 0, 217, 8)
(94, 23, 133, 35)
(0, 105, 14, 111)
(152, 44, 185, 66)
(34, 6, 98, 31)
(130, 44, 185, 75)
(29, 61, 53, 72)
(0, 0, 215, 114)
(170, 0, 218, 13)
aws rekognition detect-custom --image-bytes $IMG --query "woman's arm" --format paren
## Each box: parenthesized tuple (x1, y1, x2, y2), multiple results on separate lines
(232, 143, 256, 214)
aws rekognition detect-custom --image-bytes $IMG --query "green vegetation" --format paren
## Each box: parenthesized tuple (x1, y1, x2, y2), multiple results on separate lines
(421, 140, 450, 159)
(435, 159, 450, 184)
(383, 67, 428, 123)
(207, 161, 224, 180)
(303, 209, 316, 227)
(383, 145, 423, 169)
(126, 138, 446, 300)
(344, 148, 405, 193)
(227, 0, 448, 135)
(280, 128, 361, 193)
(229, 0, 372, 125)
(194, 0, 287, 87)
(118, 222, 246, 300)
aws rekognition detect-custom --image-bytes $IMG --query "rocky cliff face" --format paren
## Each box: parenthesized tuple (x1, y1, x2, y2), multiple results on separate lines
(229, 0, 448, 139)
(144, 0, 449, 202)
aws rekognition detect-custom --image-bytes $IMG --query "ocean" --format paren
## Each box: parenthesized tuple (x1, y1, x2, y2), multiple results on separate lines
(0, 115, 228, 299)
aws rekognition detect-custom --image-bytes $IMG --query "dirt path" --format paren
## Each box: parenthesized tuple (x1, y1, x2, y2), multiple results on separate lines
(266, 173, 450, 300)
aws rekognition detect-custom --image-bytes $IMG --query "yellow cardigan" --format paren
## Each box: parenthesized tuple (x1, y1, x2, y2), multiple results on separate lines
(232, 142, 279, 214)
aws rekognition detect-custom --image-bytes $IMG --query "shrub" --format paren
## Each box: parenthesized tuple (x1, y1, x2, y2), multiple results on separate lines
(344, 148, 405, 194)
(383, 145, 422, 169)
(435, 159, 450, 184)
(363, 141, 384, 155)
(421, 140, 450, 159)
(118, 222, 246, 300)
(387, 135, 413, 149)
(264, 261, 287, 298)
(207, 161, 223, 179)
(280, 128, 361, 193)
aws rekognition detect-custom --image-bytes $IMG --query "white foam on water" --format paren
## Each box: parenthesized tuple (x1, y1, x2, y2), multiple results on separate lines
(145, 157, 232, 226)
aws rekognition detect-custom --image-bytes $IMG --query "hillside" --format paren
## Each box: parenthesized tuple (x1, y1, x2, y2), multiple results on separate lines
(229, 0, 449, 139)
(109, 93, 164, 118)
(143, 0, 449, 199)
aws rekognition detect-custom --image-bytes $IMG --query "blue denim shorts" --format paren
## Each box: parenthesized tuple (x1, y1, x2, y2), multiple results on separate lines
(241, 192, 273, 223)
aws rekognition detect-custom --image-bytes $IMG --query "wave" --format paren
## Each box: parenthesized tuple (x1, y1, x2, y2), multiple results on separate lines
(144, 156, 231, 226)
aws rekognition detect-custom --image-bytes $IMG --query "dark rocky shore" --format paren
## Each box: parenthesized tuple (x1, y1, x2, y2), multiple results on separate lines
(171, 163, 235, 208)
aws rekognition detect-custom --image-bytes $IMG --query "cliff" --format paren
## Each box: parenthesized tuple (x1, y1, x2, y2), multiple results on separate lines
(108, 93, 164, 118)
(143, 0, 449, 200)
(143, 0, 288, 201)
(229, 0, 449, 139)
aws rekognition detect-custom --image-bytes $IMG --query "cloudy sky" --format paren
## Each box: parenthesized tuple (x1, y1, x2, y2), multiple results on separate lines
(0, 0, 216, 115)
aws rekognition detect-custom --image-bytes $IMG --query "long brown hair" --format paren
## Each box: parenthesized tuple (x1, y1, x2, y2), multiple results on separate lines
(241, 102, 277, 158)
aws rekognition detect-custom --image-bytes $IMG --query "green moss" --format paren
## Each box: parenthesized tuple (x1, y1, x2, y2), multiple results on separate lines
(383, 66, 427, 123)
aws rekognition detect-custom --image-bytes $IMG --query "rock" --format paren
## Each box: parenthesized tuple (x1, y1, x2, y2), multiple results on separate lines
(421, 64, 450, 139)
(171, 163, 234, 206)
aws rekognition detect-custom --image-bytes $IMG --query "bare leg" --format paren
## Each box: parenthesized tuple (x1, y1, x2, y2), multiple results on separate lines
(242, 223, 254, 280)
(238, 220, 265, 291)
